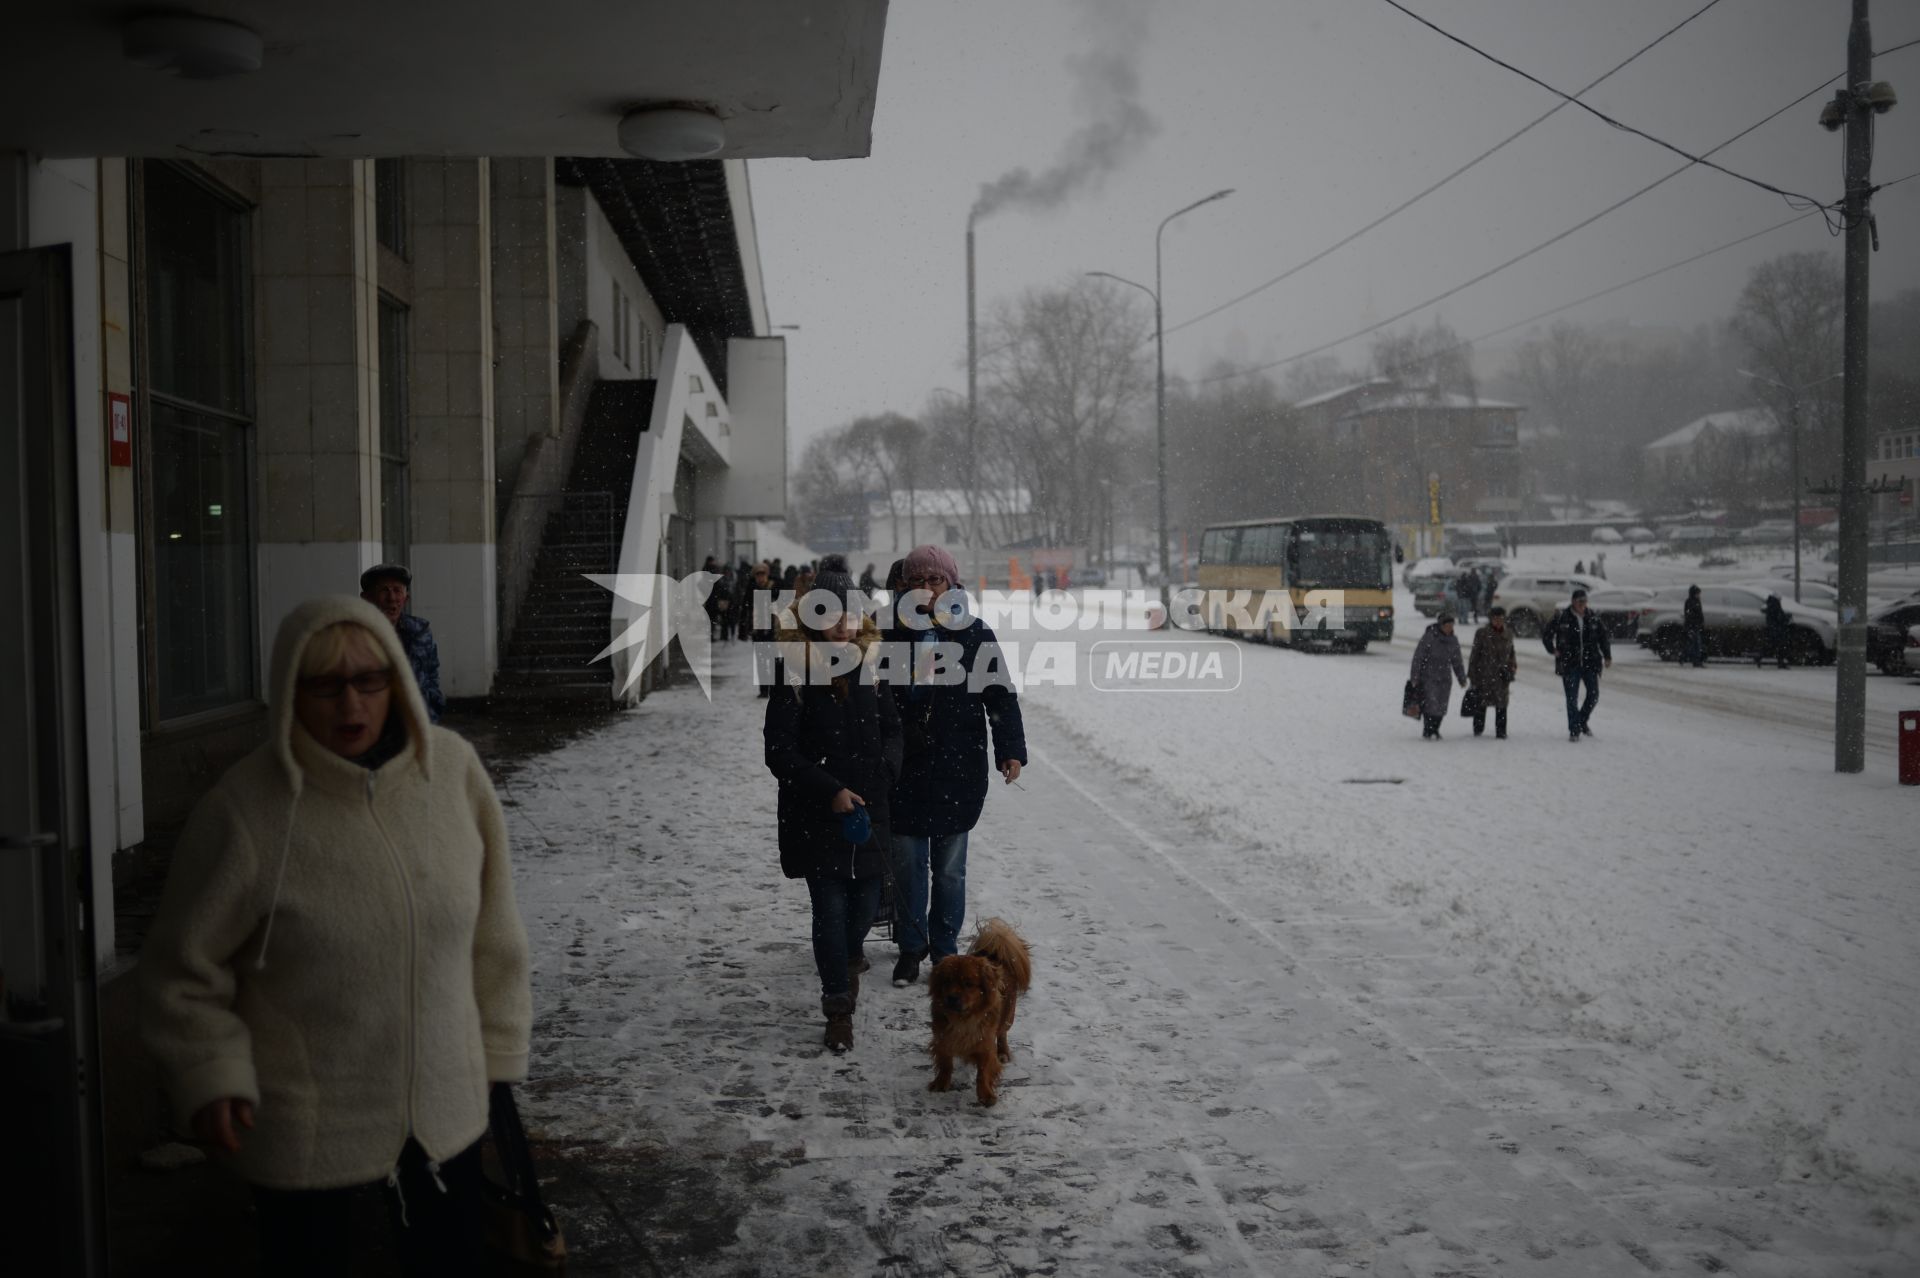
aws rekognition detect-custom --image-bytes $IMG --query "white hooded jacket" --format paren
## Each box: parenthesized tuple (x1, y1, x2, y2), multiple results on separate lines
(138, 595, 531, 1190)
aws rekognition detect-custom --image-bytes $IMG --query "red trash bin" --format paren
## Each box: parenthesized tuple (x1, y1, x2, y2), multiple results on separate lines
(1903, 710, 1920, 787)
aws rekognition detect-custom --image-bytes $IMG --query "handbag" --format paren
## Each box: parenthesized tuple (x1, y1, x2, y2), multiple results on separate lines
(1401, 679, 1421, 719)
(1459, 686, 1481, 719)
(483, 1083, 567, 1274)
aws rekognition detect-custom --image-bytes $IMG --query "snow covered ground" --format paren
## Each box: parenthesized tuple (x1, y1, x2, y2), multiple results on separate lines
(497, 585, 1919, 1276)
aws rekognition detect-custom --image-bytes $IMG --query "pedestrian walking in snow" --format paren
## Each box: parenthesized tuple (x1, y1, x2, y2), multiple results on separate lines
(139, 596, 530, 1277)
(764, 563, 899, 1054)
(747, 561, 777, 695)
(1759, 594, 1793, 669)
(1542, 588, 1611, 742)
(1683, 585, 1707, 667)
(885, 544, 1028, 987)
(1479, 570, 1497, 620)
(1409, 611, 1467, 740)
(359, 563, 444, 723)
(1466, 606, 1517, 738)
(1458, 568, 1483, 623)
(709, 563, 736, 642)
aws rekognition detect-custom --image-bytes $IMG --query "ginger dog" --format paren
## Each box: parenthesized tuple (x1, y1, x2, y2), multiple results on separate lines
(927, 919, 1032, 1107)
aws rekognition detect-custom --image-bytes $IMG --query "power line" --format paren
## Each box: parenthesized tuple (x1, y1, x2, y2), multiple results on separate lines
(1158, 0, 1728, 342)
(1192, 169, 1918, 389)
(1380, 0, 1833, 211)
(1191, 51, 1917, 389)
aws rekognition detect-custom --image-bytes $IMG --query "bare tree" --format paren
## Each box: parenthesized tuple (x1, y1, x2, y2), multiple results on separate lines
(1732, 251, 1843, 494)
(1370, 316, 1476, 399)
(790, 427, 873, 550)
(843, 413, 925, 551)
(978, 276, 1151, 545)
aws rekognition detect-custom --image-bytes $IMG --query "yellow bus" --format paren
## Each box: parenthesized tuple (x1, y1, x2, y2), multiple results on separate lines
(1195, 514, 1396, 651)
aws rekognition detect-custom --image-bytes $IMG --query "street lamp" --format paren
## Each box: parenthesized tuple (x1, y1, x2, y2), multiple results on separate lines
(1087, 187, 1234, 607)
(1738, 368, 1842, 603)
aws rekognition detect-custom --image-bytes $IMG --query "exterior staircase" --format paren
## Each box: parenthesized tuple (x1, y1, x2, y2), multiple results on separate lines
(493, 380, 655, 703)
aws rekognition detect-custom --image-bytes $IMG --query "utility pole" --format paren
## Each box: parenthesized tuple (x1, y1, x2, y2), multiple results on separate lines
(1830, 0, 1889, 773)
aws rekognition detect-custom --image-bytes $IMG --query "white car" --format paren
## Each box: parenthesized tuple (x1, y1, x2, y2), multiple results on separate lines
(1906, 625, 1920, 674)
(1402, 555, 1456, 588)
(1639, 585, 1838, 664)
(1623, 526, 1656, 544)
(1590, 526, 1623, 544)
(1487, 573, 1604, 637)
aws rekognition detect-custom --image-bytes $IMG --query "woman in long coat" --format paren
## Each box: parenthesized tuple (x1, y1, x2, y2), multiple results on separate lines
(1466, 606, 1518, 738)
(764, 564, 900, 1053)
(1409, 612, 1467, 740)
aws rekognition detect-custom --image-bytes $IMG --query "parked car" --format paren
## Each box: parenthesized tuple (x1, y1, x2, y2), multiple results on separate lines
(1623, 526, 1657, 544)
(1584, 586, 1658, 640)
(1865, 597, 1920, 673)
(1905, 625, 1920, 674)
(1670, 525, 1723, 547)
(1590, 526, 1623, 545)
(1402, 555, 1456, 589)
(1735, 522, 1795, 546)
(1487, 573, 1603, 637)
(1640, 584, 1838, 665)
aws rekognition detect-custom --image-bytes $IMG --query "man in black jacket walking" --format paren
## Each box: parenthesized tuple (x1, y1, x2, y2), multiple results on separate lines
(1542, 588, 1611, 742)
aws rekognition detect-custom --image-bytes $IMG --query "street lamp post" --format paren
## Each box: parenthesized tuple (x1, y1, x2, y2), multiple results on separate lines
(1739, 368, 1841, 604)
(1088, 188, 1233, 608)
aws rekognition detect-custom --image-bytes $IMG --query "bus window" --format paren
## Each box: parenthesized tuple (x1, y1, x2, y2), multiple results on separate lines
(1294, 525, 1393, 590)
(1216, 527, 1244, 564)
(1240, 524, 1276, 565)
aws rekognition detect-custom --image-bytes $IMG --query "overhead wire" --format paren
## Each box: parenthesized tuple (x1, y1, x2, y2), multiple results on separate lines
(1379, 0, 1834, 212)
(1163, 36, 1919, 359)
(1190, 168, 1919, 391)
(1157, 0, 1728, 342)
(1190, 46, 1919, 388)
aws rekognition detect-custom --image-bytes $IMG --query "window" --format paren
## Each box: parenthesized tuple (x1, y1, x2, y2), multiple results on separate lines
(140, 161, 255, 721)
(375, 159, 408, 260)
(611, 279, 627, 368)
(378, 298, 410, 565)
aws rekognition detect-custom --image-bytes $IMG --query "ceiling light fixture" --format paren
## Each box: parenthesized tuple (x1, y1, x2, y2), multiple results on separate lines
(124, 14, 264, 79)
(618, 107, 726, 161)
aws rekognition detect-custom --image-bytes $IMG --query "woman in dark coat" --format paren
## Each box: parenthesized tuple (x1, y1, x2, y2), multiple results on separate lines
(1409, 612, 1467, 740)
(885, 544, 1027, 987)
(763, 566, 899, 1053)
(1683, 585, 1706, 667)
(1466, 606, 1517, 738)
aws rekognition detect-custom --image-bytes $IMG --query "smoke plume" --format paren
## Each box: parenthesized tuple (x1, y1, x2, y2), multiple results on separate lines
(970, 0, 1156, 225)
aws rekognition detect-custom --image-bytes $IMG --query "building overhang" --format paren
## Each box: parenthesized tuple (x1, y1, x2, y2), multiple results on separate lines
(561, 157, 765, 392)
(1, 0, 887, 160)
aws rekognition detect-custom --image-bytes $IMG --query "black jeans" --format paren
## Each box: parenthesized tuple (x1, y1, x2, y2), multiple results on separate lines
(1421, 713, 1444, 738)
(253, 1137, 486, 1278)
(1472, 705, 1508, 736)
(806, 874, 884, 998)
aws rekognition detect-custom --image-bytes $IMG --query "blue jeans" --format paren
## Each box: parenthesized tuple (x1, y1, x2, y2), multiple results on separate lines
(1562, 668, 1599, 734)
(805, 875, 883, 998)
(1684, 629, 1703, 666)
(889, 831, 970, 959)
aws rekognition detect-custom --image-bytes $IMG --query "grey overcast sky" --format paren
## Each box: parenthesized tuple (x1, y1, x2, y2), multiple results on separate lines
(751, 0, 1920, 451)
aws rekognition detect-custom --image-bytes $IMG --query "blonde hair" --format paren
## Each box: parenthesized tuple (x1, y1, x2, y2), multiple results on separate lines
(299, 621, 390, 679)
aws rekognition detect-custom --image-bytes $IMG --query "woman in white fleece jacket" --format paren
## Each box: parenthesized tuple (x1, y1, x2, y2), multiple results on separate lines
(139, 595, 531, 1276)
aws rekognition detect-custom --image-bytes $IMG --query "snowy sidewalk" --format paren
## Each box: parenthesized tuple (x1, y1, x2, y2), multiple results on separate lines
(498, 645, 1914, 1277)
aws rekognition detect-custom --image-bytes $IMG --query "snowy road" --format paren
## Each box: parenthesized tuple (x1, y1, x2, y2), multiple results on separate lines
(499, 634, 1917, 1277)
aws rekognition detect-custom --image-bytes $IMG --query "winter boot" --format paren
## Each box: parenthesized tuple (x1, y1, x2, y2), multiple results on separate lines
(822, 994, 855, 1054)
(892, 950, 925, 988)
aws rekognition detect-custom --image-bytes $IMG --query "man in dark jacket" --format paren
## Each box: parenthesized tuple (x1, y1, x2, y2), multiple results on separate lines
(885, 544, 1027, 986)
(1683, 585, 1706, 667)
(359, 563, 444, 723)
(1542, 588, 1611, 742)
(1760, 594, 1793, 669)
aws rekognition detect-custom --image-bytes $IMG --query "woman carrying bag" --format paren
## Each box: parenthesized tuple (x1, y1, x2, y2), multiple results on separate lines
(139, 596, 531, 1277)
(764, 559, 901, 1053)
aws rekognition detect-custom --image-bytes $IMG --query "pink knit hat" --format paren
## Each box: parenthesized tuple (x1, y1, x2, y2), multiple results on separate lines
(901, 544, 963, 587)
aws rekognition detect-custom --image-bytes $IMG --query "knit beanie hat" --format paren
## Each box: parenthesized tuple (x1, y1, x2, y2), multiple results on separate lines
(901, 544, 962, 589)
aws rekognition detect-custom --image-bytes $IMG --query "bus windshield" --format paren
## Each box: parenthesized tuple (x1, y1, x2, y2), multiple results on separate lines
(1292, 523, 1393, 591)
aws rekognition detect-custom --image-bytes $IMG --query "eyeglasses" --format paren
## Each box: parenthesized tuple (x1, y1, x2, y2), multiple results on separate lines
(906, 575, 949, 589)
(298, 670, 393, 699)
